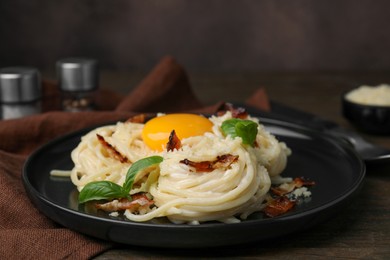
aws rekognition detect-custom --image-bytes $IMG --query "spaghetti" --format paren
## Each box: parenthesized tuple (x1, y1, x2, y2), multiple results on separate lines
(69, 111, 292, 224)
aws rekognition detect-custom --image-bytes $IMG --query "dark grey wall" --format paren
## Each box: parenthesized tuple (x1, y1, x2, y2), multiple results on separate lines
(1, 0, 390, 72)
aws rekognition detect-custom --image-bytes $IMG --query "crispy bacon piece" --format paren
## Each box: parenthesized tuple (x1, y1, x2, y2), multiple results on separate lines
(166, 130, 182, 151)
(293, 177, 316, 188)
(217, 102, 248, 119)
(125, 114, 146, 123)
(263, 196, 296, 218)
(271, 185, 294, 197)
(96, 134, 129, 163)
(95, 193, 154, 212)
(265, 177, 315, 217)
(271, 177, 316, 196)
(180, 154, 239, 173)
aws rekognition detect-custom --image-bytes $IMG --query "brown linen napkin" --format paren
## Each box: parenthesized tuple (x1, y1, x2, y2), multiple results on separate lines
(0, 55, 270, 259)
(115, 56, 203, 112)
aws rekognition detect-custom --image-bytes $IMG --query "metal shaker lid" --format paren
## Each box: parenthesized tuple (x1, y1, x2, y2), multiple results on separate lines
(0, 67, 41, 103)
(57, 58, 98, 91)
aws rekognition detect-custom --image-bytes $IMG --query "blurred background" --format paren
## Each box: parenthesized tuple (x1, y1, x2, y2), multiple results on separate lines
(3, 0, 390, 71)
(1, 0, 390, 102)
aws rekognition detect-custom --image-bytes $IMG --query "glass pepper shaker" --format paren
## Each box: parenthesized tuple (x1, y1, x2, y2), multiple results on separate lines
(57, 58, 98, 112)
(0, 67, 42, 120)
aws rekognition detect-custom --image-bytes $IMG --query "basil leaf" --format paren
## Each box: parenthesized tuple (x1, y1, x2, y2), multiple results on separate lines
(221, 119, 258, 146)
(78, 155, 163, 204)
(220, 119, 239, 138)
(235, 120, 258, 145)
(79, 181, 128, 204)
(123, 155, 163, 192)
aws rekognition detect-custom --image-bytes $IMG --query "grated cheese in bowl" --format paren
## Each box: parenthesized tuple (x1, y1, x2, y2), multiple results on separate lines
(345, 84, 390, 106)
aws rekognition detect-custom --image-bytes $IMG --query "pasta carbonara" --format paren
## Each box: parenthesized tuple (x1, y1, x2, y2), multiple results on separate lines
(68, 110, 292, 224)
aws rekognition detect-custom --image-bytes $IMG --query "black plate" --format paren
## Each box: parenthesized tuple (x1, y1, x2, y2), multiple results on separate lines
(22, 117, 365, 248)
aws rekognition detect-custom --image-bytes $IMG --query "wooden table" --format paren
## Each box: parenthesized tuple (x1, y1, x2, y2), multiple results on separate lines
(93, 71, 390, 259)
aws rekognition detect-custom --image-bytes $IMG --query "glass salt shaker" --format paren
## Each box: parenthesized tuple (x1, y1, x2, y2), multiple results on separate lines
(0, 67, 42, 120)
(57, 58, 98, 112)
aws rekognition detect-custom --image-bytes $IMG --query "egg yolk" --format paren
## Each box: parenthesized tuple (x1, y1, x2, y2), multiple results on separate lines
(142, 113, 213, 151)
